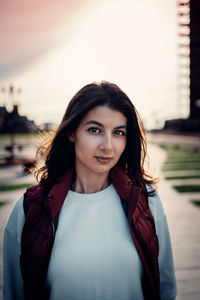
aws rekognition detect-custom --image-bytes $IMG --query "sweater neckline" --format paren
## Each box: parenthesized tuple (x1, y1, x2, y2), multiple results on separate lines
(63, 184, 116, 206)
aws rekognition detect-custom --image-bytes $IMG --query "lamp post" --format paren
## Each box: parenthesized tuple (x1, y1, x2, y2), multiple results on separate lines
(0, 83, 22, 164)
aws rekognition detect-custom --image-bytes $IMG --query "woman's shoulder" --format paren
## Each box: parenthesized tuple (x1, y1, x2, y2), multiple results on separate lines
(5, 194, 25, 234)
(146, 184, 166, 221)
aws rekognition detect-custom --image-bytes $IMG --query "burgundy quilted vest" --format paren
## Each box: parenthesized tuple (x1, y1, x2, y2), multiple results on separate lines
(20, 166, 160, 300)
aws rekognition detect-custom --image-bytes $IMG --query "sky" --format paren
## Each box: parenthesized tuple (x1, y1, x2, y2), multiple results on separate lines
(0, 0, 186, 129)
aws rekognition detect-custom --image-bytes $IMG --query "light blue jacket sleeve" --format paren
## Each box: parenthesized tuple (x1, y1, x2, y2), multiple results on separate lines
(3, 195, 25, 300)
(148, 187, 177, 300)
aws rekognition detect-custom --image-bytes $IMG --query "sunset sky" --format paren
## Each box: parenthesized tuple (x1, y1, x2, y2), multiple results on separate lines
(0, 0, 184, 129)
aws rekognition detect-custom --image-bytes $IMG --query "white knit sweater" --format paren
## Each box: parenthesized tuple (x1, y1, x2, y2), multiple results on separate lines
(3, 184, 177, 300)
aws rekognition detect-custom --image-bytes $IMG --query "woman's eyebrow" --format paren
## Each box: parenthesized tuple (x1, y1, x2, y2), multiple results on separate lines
(85, 120, 103, 127)
(114, 125, 127, 129)
(84, 120, 127, 129)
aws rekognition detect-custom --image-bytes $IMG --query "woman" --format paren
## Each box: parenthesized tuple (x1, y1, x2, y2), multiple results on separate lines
(3, 81, 177, 300)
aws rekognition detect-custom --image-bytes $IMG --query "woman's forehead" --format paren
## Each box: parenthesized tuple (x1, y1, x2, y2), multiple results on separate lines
(82, 106, 127, 126)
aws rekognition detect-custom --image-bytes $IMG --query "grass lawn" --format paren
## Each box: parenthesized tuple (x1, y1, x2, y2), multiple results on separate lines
(160, 145, 200, 209)
(0, 133, 39, 141)
(160, 145, 200, 173)
(0, 182, 34, 192)
(0, 133, 39, 149)
(163, 163, 200, 171)
(190, 199, 200, 207)
(173, 184, 200, 193)
(0, 200, 8, 207)
(165, 175, 200, 180)
(164, 158, 200, 164)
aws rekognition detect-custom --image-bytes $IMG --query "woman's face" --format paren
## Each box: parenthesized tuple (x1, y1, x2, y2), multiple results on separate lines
(70, 106, 127, 178)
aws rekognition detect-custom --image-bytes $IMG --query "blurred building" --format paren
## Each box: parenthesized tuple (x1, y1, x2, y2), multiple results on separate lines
(38, 122, 57, 132)
(164, 0, 200, 132)
(0, 104, 38, 134)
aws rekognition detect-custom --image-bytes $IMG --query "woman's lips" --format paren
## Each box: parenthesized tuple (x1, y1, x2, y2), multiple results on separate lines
(95, 156, 113, 164)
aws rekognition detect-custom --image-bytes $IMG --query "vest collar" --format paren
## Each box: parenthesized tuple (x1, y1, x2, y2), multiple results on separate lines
(47, 169, 73, 221)
(111, 165, 142, 219)
(111, 165, 134, 201)
(47, 166, 142, 221)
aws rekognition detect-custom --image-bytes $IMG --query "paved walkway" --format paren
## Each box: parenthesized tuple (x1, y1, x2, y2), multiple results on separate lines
(0, 141, 200, 299)
(148, 132, 200, 149)
(148, 143, 200, 300)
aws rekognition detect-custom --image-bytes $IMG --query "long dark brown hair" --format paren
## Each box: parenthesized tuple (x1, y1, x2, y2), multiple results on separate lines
(34, 81, 158, 193)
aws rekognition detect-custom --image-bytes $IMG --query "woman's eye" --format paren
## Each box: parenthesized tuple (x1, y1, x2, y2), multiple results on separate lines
(88, 127, 101, 134)
(114, 130, 126, 136)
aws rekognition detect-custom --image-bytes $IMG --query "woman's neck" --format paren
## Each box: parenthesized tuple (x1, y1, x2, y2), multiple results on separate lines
(72, 169, 110, 194)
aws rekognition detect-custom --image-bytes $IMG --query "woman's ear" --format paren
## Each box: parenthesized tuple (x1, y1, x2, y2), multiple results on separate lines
(69, 134, 75, 142)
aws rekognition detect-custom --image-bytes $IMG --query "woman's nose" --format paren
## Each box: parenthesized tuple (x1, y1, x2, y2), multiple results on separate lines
(99, 134, 112, 151)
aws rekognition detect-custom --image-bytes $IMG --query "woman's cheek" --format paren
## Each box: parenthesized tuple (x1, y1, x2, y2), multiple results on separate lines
(116, 138, 126, 153)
